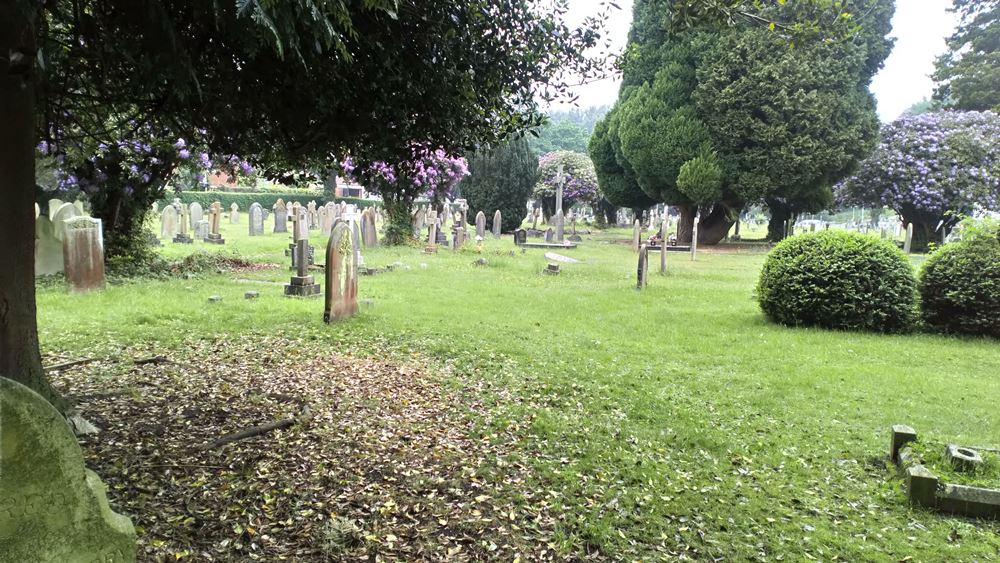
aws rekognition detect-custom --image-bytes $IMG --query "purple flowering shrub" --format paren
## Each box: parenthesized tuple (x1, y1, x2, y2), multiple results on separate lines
(837, 111, 1000, 250)
(341, 147, 468, 243)
(38, 129, 255, 258)
(533, 151, 598, 217)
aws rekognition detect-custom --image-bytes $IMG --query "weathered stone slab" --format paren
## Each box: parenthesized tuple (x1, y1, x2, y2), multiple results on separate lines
(544, 252, 579, 264)
(0, 377, 136, 561)
(35, 216, 65, 276)
(938, 484, 1000, 519)
(63, 217, 106, 292)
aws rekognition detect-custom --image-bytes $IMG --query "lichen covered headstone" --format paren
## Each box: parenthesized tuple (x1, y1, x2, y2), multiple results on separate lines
(0, 377, 136, 561)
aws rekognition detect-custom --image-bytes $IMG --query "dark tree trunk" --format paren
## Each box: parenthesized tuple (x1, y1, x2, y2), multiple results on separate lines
(381, 191, 415, 245)
(676, 203, 735, 245)
(907, 220, 933, 253)
(0, 4, 66, 409)
(766, 200, 793, 242)
(323, 170, 337, 201)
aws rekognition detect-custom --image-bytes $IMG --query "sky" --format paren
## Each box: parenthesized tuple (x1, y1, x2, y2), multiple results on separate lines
(549, 0, 958, 123)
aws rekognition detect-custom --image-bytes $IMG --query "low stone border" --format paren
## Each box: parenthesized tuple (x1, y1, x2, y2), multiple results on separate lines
(890, 424, 1000, 519)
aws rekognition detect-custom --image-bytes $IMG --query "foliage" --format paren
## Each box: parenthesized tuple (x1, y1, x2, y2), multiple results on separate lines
(533, 151, 599, 215)
(757, 231, 917, 333)
(933, 0, 1000, 111)
(837, 111, 1000, 248)
(460, 137, 538, 232)
(919, 230, 1000, 338)
(342, 148, 468, 244)
(676, 147, 723, 207)
(528, 119, 591, 154)
(598, 0, 892, 241)
(588, 113, 658, 211)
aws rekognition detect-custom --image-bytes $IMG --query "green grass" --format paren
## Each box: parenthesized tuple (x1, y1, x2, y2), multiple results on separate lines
(38, 219, 1000, 561)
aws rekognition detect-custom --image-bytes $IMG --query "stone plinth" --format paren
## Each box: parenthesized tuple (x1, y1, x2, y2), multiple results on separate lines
(284, 275, 321, 297)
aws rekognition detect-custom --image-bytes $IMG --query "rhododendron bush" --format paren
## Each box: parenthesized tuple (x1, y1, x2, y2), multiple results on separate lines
(837, 111, 1000, 250)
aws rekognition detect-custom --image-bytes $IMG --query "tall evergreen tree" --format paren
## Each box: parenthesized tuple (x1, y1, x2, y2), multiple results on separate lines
(933, 0, 1000, 111)
(461, 138, 538, 233)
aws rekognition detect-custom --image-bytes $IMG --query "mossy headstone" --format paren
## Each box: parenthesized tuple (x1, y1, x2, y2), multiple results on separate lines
(0, 377, 136, 562)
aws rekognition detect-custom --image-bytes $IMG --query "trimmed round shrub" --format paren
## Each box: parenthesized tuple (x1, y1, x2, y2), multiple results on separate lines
(756, 230, 917, 333)
(919, 238, 1000, 338)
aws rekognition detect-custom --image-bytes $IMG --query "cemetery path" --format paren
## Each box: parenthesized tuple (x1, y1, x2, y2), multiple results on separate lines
(50, 336, 601, 562)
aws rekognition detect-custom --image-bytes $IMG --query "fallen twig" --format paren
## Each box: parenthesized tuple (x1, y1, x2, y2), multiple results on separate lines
(197, 403, 311, 451)
(44, 358, 96, 372)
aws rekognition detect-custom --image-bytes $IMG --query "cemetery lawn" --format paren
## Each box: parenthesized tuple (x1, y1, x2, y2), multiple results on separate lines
(37, 220, 1000, 561)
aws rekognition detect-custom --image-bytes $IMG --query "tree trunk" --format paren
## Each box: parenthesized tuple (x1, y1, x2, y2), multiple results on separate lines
(0, 4, 66, 409)
(767, 200, 793, 242)
(381, 191, 415, 245)
(908, 220, 933, 253)
(676, 203, 735, 245)
(323, 170, 337, 201)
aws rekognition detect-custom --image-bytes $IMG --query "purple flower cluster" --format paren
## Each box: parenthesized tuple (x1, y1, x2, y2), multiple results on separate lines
(341, 147, 468, 198)
(837, 111, 1000, 220)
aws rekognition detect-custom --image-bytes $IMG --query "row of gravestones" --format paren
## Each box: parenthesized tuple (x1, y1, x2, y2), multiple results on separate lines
(418, 208, 504, 250)
(34, 199, 106, 292)
(158, 200, 226, 243)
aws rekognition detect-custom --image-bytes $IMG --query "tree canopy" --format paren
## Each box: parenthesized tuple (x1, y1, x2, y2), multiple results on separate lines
(591, 0, 893, 243)
(460, 137, 538, 233)
(933, 0, 1000, 111)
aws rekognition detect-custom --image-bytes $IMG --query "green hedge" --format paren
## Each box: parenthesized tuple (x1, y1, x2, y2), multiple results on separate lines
(756, 230, 917, 333)
(155, 191, 376, 212)
(919, 237, 1000, 338)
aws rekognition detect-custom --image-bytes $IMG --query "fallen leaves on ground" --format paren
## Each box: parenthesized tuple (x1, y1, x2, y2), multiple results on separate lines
(51, 337, 603, 562)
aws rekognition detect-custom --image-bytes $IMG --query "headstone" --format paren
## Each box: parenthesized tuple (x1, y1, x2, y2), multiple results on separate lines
(0, 377, 136, 561)
(189, 201, 204, 229)
(205, 201, 225, 244)
(63, 217, 105, 292)
(362, 208, 379, 247)
(554, 210, 564, 243)
(475, 211, 487, 239)
(514, 229, 527, 246)
(73, 200, 86, 215)
(249, 203, 264, 236)
(160, 204, 179, 239)
(453, 227, 467, 250)
(51, 202, 81, 241)
(48, 198, 65, 217)
(903, 223, 914, 254)
(229, 202, 239, 224)
(544, 252, 579, 264)
(324, 221, 359, 322)
(691, 212, 700, 261)
(285, 207, 321, 297)
(322, 203, 337, 235)
(660, 219, 668, 273)
(637, 244, 649, 290)
(492, 210, 502, 238)
(427, 212, 439, 250)
(632, 219, 641, 252)
(151, 201, 159, 214)
(34, 216, 64, 276)
(273, 199, 288, 233)
(194, 219, 209, 240)
(544, 228, 554, 243)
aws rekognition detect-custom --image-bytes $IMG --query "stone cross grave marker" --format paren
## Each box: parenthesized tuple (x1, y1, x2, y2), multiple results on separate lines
(324, 221, 359, 322)
(174, 203, 193, 244)
(285, 206, 321, 297)
(63, 216, 105, 292)
(554, 164, 565, 242)
(206, 201, 225, 244)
